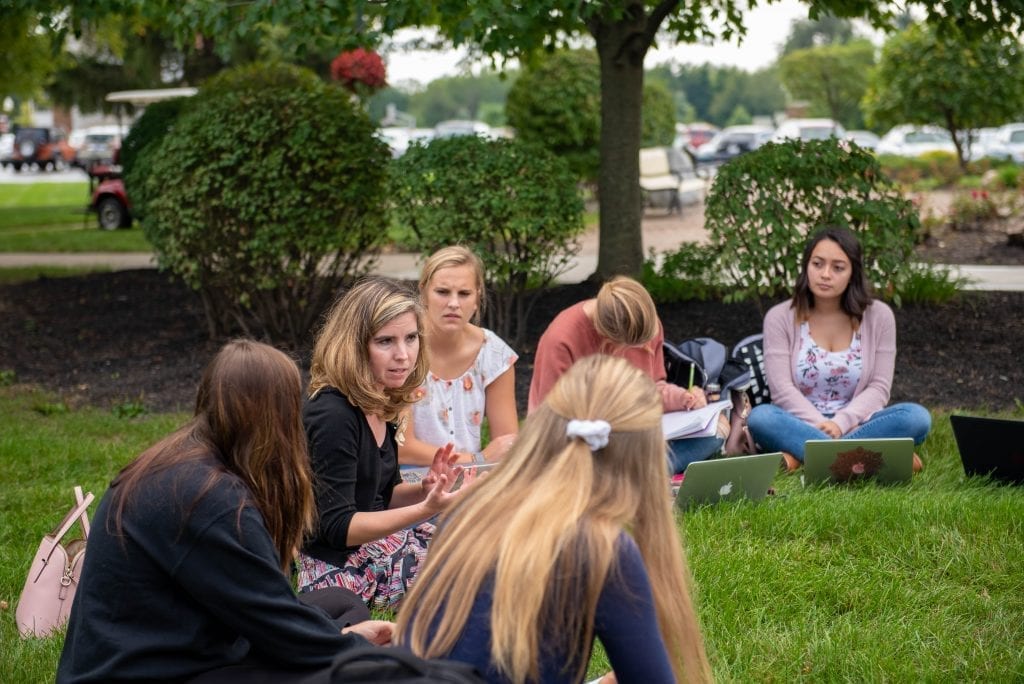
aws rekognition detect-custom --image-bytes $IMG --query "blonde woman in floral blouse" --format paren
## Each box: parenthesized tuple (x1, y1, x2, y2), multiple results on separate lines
(747, 227, 931, 472)
(399, 246, 519, 467)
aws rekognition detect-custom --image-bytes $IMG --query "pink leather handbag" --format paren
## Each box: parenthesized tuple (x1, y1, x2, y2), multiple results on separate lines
(16, 486, 93, 638)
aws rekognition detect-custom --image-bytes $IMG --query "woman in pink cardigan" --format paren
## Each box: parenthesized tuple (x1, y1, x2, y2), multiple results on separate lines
(529, 276, 727, 473)
(747, 227, 931, 471)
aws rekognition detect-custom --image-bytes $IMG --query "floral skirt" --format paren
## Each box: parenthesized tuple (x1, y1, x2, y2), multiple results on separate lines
(297, 522, 435, 610)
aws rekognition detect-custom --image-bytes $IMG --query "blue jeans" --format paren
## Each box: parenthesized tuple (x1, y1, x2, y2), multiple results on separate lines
(667, 437, 724, 475)
(747, 403, 932, 461)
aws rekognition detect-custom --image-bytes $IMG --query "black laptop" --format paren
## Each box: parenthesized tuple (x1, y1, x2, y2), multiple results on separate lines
(950, 415, 1024, 484)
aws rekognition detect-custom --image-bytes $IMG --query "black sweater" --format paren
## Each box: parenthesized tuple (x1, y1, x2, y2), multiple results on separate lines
(57, 458, 361, 683)
(302, 388, 401, 567)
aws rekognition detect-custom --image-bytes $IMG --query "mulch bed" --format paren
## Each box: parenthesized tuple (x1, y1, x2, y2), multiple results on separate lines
(1, 253, 1021, 414)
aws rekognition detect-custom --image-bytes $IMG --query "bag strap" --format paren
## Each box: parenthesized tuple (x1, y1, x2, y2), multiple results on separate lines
(74, 486, 91, 538)
(329, 645, 429, 674)
(49, 489, 94, 542)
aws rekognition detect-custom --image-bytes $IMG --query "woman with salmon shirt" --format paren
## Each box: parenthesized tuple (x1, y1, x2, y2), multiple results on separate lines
(399, 246, 519, 467)
(529, 275, 726, 474)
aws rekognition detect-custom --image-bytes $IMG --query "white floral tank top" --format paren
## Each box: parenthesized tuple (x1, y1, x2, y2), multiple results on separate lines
(794, 322, 863, 415)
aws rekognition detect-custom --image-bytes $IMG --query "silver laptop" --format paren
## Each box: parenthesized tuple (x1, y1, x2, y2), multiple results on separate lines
(803, 438, 914, 485)
(674, 453, 782, 509)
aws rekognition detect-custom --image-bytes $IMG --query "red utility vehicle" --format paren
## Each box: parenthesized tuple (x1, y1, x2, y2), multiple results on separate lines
(85, 87, 196, 230)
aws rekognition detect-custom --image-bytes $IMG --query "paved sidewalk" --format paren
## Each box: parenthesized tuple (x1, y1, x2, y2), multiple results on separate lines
(3, 210, 1023, 291)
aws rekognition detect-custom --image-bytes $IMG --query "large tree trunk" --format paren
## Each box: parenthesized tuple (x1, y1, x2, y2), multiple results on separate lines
(593, 15, 647, 280)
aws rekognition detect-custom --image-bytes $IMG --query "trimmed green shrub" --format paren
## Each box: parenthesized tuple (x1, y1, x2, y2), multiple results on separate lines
(642, 80, 676, 148)
(120, 97, 190, 183)
(391, 135, 585, 346)
(703, 138, 920, 312)
(506, 50, 678, 182)
(138, 62, 391, 346)
(506, 50, 601, 183)
(641, 244, 726, 304)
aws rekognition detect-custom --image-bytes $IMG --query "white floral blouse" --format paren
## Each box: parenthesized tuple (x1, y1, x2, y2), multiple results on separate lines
(411, 329, 517, 454)
(794, 322, 863, 415)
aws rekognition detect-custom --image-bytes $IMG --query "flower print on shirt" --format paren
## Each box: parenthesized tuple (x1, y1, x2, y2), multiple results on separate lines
(795, 322, 863, 414)
(410, 329, 518, 455)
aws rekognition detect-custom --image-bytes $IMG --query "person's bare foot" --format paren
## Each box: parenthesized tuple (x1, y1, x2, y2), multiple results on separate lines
(781, 452, 801, 472)
(913, 453, 923, 473)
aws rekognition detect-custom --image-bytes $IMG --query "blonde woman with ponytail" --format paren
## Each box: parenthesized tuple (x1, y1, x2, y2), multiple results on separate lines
(398, 355, 713, 684)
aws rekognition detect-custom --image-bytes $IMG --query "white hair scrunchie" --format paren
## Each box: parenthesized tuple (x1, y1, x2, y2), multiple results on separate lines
(566, 419, 612, 451)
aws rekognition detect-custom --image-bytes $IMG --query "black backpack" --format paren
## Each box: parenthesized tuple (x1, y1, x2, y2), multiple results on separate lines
(314, 646, 485, 683)
(663, 336, 752, 395)
(731, 334, 771, 407)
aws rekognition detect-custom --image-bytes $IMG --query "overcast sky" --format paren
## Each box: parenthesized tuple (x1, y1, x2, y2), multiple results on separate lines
(381, 0, 863, 86)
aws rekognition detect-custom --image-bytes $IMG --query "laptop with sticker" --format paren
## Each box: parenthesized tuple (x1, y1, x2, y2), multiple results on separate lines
(950, 414, 1024, 485)
(674, 452, 781, 509)
(802, 438, 914, 485)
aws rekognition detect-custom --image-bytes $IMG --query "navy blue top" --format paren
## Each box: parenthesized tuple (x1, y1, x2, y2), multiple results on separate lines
(412, 534, 675, 684)
(57, 458, 362, 683)
(302, 387, 402, 566)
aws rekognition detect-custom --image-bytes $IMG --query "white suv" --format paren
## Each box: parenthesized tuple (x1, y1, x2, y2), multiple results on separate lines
(987, 123, 1024, 164)
(771, 118, 846, 143)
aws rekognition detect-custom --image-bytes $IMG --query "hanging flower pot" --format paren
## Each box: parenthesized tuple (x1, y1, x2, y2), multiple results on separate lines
(330, 48, 387, 96)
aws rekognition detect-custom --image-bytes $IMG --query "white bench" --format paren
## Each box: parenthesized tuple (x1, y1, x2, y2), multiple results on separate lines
(639, 147, 706, 212)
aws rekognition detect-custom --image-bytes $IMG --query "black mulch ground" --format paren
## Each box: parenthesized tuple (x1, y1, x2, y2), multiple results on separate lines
(2, 251, 1022, 415)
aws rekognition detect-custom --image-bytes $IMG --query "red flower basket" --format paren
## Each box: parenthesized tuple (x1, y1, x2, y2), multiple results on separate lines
(331, 48, 387, 95)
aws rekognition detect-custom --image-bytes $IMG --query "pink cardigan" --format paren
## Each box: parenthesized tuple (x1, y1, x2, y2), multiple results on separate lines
(527, 301, 689, 413)
(762, 299, 896, 435)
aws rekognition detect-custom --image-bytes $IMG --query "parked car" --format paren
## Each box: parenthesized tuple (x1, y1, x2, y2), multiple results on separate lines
(694, 125, 773, 165)
(961, 127, 1001, 162)
(433, 120, 492, 139)
(844, 130, 880, 151)
(378, 126, 412, 158)
(983, 123, 1024, 164)
(673, 122, 719, 154)
(68, 128, 88, 152)
(0, 133, 14, 166)
(3, 127, 76, 171)
(875, 125, 957, 157)
(74, 125, 129, 170)
(771, 118, 846, 143)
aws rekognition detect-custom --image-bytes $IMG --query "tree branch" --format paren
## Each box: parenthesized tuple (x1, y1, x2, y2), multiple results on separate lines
(645, 0, 682, 49)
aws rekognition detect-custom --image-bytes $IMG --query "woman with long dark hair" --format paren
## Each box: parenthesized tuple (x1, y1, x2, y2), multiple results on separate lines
(747, 227, 931, 471)
(58, 340, 390, 683)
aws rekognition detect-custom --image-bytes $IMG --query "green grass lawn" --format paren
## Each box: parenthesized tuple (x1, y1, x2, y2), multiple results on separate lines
(0, 183, 151, 253)
(1, 384, 1022, 682)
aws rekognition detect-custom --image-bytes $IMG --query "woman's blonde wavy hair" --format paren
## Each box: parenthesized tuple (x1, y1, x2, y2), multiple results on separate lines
(418, 245, 486, 324)
(397, 355, 712, 683)
(593, 276, 660, 349)
(308, 277, 429, 422)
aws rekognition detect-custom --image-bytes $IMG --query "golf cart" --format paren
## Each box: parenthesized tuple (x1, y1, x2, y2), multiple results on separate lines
(88, 87, 196, 230)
